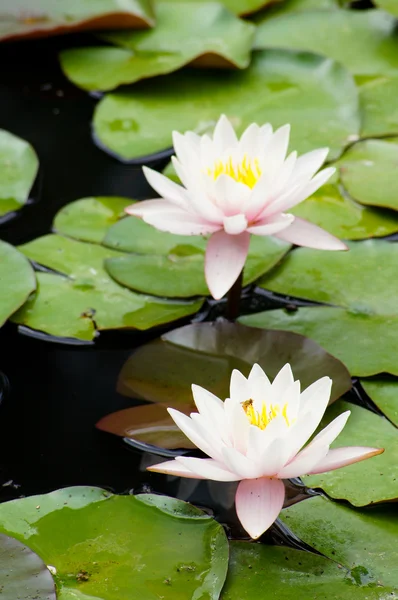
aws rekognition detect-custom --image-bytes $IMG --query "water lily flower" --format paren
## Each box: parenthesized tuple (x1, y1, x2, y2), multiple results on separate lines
(148, 364, 383, 539)
(126, 115, 347, 300)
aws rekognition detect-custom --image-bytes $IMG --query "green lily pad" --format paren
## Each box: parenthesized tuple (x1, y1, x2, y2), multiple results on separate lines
(281, 495, 398, 588)
(0, 0, 154, 42)
(361, 379, 398, 427)
(258, 240, 398, 316)
(0, 239, 36, 328)
(374, 0, 398, 17)
(93, 49, 360, 161)
(12, 235, 203, 340)
(300, 401, 398, 505)
(0, 487, 229, 600)
(157, 0, 279, 17)
(337, 139, 398, 211)
(0, 129, 39, 220)
(0, 533, 56, 600)
(105, 235, 291, 298)
(60, 3, 255, 92)
(117, 321, 351, 407)
(53, 196, 132, 243)
(254, 8, 398, 77)
(221, 539, 396, 599)
(359, 75, 398, 138)
(239, 306, 398, 377)
(254, 0, 339, 16)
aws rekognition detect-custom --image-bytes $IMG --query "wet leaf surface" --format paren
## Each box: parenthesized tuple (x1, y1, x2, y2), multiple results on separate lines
(358, 75, 398, 137)
(0, 239, 36, 328)
(302, 401, 398, 505)
(93, 49, 360, 161)
(60, 3, 255, 91)
(157, 0, 278, 17)
(281, 495, 398, 588)
(0, 0, 154, 41)
(0, 533, 56, 600)
(0, 487, 229, 600)
(117, 321, 351, 408)
(360, 379, 398, 427)
(0, 129, 39, 220)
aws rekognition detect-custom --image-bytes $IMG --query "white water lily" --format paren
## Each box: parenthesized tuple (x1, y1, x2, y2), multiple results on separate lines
(148, 364, 383, 539)
(126, 115, 347, 300)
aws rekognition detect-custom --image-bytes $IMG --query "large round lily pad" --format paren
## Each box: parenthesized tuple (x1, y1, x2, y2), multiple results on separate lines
(0, 129, 39, 222)
(0, 487, 229, 600)
(301, 401, 397, 505)
(93, 49, 360, 162)
(239, 307, 398, 376)
(60, 3, 255, 91)
(359, 75, 398, 138)
(255, 8, 398, 77)
(281, 495, 398, 589)
(0, 0, 154, 42)
(117, 321, 351, 408)
(0, 239, 36, 328)
(361, 379, 398, 427)
(12, 235, 203, 340)
(338, 139, 398, 211)
(0, 533, 56, 600)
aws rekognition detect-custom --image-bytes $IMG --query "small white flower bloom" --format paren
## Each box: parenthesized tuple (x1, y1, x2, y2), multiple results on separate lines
(126, 115, 347, 300)
(148, 364, 383, 540)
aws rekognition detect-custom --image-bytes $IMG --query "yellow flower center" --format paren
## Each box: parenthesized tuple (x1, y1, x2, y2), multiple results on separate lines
(241, 399, 291, 430)
(207, 155, 261, 189)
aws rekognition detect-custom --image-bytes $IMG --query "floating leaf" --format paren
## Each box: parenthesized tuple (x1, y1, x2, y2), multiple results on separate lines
(0, 0, 154, 42)
(338, 139, 398, 211)
(12, 235, 203, 340)
(374, 0, 398, 17)
(0, 129, 39, 221)
(300, 401, 398, 505)
(156, 0, 279, 17)
(361, 379, 398, 427)
(53, 196, 132, 243)
(359, 75, 398, 138)
(0, 533, 56, 600)
(0, 487, 229, 600)
(60, 3, 255, 91)
(105, 235, 291, 298)
(281, 495, 398, 587)
(0, 239, 36, 328)
(93, 49, 360, 161)
(255, 8, 398, 77)
(117, 321, 351, 407)
(239, 306, 398, 376)
(221, 539, 396, 599)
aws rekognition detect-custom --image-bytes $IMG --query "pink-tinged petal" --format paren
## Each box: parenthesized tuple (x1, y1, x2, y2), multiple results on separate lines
(142, 166, 189, 208)
(222, 447, 263, 479)
(247, 213, 294, 236)
(214, 175, 251, 216)
(126, 198, 182, 216)
(205, 230, 250, 300)
(213, 114, 238, 153)
(235, 478, 285, 539)
(168, 408, 222, 461)
(308, 446, 384, 475)
(275, 217, 348, 250)
(292, 147, 329, 181)
(230, 369, 251, 403)
(175, 457, 241, 481)
(223, 214, 248, 235)
(142, 210, 221, 236)
(148, 459, 206, 479)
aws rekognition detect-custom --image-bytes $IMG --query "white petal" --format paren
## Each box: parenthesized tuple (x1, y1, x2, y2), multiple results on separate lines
(224, 397, 250, 454)
(141, 209, 221, 236)
(247, 213, 294, 236)
(238, 123, 260, 155)
(223, 213, 248, 235)
(275, 217, 348, 250)
(260, 124, 290, 181)
(308, 446, 384, 475)
(147, 459, 205, 479)
(222, 447, 263, 479)
(248, 363, 268, 382)
(230, 369, 251, 403)
(292, 147, 329, 180)
(175, 457, 241, 481)
(213, 114, 238, 153)
(214, 175, 251, 216)
(271, 364, 294, 398)
(172, 131, 201, 166)
(168, 408, 222, 460)
(143, 166, 189, 208)
(235, 478, 285, 539)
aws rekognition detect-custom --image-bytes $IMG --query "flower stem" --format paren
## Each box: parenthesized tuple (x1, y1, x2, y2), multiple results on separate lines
(226, 270, 243, 321)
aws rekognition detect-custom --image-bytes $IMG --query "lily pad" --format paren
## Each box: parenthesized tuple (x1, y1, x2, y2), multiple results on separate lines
(0, 486, 229, 600)
(105, 235, 291, 298)
(359, 76, 398, 138)
(93, 49, 360, 162)
(60, 3, 255, 92)
(239, 306, 398, 376)
(281, 495, 398, 588)
(0, 129, 39, 221)
(53, 196, 132, 243)
(361, 379, 398, 427)
(0, 239, 36, 328)
(258, 240, 398, 316)
(338, 139, 398, 211)
(300, 401, 398, 505)
(255, 9, 398, 77)
(11, 235, 203, 340)
(221, 539, 396, 599)
(0, 0, 154, 42)
(374, 0, 398, 17)
(117, 321, 351, 407)
(0, 533, 56, 600)
(157, 0, 279, 17)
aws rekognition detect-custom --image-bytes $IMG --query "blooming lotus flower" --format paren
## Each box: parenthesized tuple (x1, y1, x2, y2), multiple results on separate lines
(126, 115, 347, 300)
(148, 364, 383, 539)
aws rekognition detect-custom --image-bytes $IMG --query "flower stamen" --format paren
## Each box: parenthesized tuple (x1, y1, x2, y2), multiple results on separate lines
(241, 399, 291, 429)
(207, 154, 261, 189)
